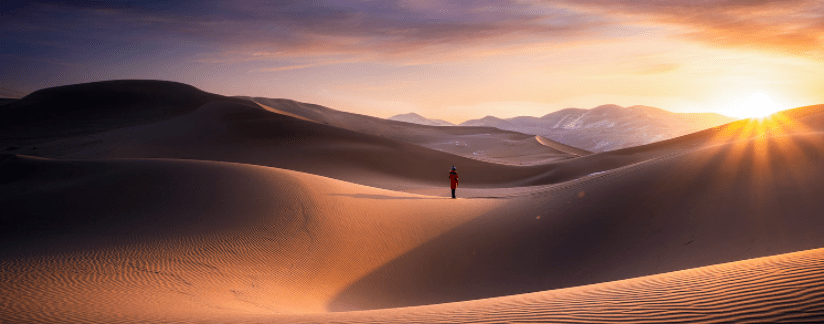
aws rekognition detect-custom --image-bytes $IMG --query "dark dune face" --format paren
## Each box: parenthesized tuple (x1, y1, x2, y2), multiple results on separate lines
(0, 80, 254, 142)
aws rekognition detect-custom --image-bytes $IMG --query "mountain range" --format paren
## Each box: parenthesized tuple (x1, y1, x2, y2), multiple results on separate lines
(391, 105, 736, 152)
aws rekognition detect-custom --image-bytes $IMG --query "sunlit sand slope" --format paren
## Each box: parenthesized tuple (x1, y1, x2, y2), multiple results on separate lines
(283, 247, 824, 323)
(614, 104, 824, 158)
(534, 135, 591, 156)
(528, 104, 824, 186)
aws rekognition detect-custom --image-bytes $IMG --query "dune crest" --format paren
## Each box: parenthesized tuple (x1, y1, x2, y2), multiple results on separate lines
(534, 135, 592, 156)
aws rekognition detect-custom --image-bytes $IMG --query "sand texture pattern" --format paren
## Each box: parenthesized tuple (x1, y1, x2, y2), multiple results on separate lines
(2, 81, 824, 323)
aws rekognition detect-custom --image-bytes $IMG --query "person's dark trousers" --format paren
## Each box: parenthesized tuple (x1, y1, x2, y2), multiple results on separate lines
(452, 189, 456, 199)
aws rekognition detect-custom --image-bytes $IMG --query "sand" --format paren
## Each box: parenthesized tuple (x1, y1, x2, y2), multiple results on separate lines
(1, 155, 502, 319)
(282, 247, 824, 323)
(2, 80, 824, 323)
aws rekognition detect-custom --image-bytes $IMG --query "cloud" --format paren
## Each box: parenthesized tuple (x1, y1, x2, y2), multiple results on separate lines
(253, 60, 354, 72)
(1, 53, 80, 67)
(560, 0, 824, 60)
(633, 63, 680, 75)
(0, 86, 28, 98)
(188, 1, 614, 64)
(3, 0, 821, 76)
(2, 1, 610, 65)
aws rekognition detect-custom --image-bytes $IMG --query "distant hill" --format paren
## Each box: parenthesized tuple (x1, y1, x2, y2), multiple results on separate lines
(458, 104, 737, 152)
(389, 113, 455, 126)
(245, 97, 590, 166)
(0, 80, 253, 142)
(460, 115, 516, 129)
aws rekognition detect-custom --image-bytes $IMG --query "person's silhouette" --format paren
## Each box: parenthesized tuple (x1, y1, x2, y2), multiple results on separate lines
(449, 166, 459, 199)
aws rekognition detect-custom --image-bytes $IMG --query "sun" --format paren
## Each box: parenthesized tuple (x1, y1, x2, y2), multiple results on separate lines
(736, 92, 783, 118)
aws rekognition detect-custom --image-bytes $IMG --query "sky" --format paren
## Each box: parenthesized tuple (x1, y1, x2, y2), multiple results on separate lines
(2, 0, 823, 123)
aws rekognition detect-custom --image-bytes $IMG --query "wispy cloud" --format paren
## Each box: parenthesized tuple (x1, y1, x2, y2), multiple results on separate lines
(255, 64, 318, 72)
(2, 1, 611, 65)
(561, 0, 824, 59)
(0, 86, 28, 98)
(633, 63, 680, 75)
(4, 1, 822, 64)
(1, 54, 80, 67)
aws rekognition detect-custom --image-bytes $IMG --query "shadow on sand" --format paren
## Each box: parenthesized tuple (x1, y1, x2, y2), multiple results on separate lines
(325, 134, 824, 312)
(327, 193, 445, 200)
(329, 193, 513, 200)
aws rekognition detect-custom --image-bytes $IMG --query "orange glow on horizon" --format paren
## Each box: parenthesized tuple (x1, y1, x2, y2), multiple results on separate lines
(719, 92, 786, 119)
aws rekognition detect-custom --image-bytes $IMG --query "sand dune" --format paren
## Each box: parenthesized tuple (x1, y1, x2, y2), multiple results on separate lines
(3, 140, 824, 321)
(1, 154, 503, 320)
(279, 247, 824, 323)
(613, 104, 824, 157)
(12, 100, 585, 189)
(535, 135, 591, 156)
(330, 130, 824, 310)
(0, 80, 251, 144)
(2, 80, 824, 323)
(524, 104, 824, 187)
(249, 97, 584, 165)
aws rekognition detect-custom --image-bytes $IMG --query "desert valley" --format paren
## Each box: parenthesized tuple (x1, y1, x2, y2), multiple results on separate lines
(2, 80, 824, 323)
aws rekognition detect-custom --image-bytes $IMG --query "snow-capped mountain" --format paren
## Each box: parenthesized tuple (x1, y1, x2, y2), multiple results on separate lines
(459, 104, 736, 152)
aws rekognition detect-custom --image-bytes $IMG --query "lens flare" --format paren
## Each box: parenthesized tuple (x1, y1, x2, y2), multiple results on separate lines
(740, 92, 782, 118)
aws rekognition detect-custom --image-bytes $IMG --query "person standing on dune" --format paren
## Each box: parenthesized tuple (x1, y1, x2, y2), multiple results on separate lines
(449, 166, 459, 199)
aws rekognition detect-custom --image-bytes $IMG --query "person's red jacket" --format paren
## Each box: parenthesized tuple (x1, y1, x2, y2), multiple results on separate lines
(449, 170, 459, 189)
